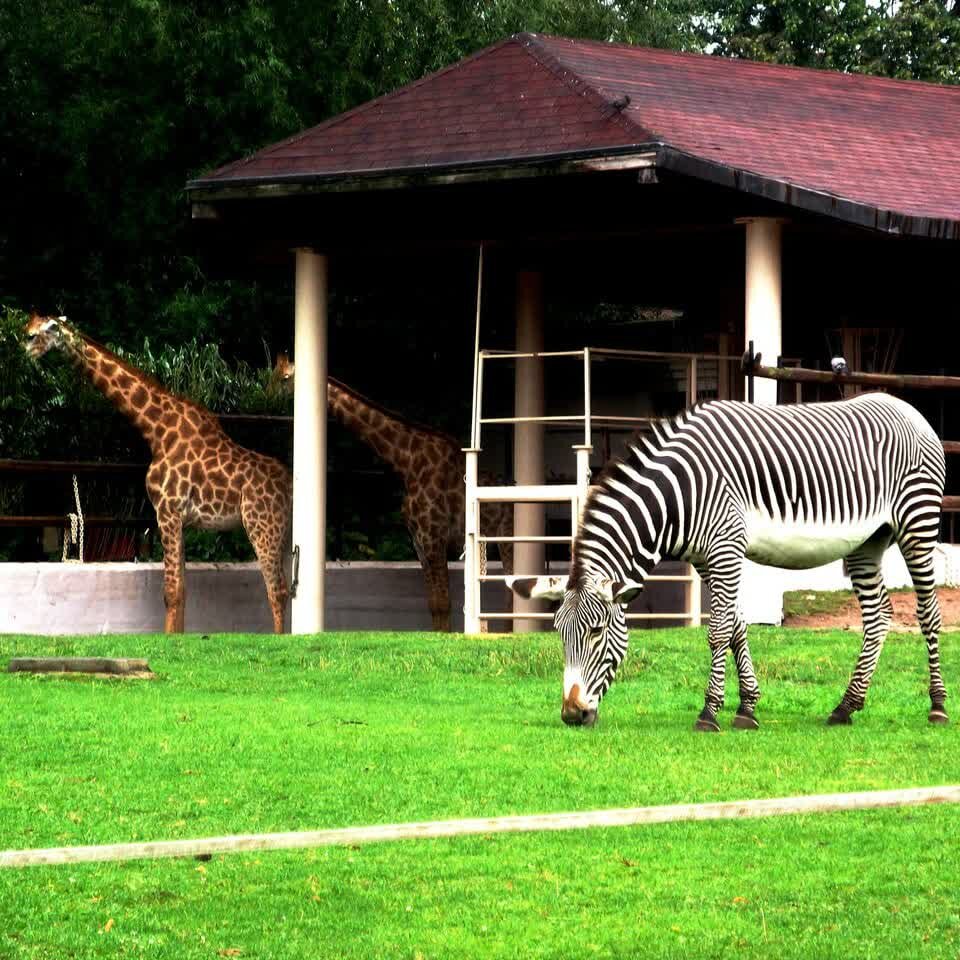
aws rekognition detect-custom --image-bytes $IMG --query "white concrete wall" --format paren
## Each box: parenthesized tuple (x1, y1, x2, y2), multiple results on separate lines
(740, 544, 960, 624)
(7, 549, 953, 635)
(0, 560, 701, 635)
(0, 562, 513, 635)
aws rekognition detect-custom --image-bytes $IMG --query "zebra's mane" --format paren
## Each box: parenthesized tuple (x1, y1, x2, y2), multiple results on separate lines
(569, 405, 701, 585)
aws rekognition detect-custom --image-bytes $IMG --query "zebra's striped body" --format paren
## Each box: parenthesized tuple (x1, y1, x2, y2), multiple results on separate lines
(510, 393, 948, 730)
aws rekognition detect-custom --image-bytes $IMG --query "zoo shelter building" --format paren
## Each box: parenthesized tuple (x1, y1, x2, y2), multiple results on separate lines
(186, 33, 960, 633)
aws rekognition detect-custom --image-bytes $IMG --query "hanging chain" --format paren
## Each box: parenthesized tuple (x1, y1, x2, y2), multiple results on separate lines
(62, 473, 84, 564)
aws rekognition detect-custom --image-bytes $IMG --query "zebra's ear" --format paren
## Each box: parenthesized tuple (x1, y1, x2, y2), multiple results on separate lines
(610, 580, 643, 606)
(506, 575, 566, 601)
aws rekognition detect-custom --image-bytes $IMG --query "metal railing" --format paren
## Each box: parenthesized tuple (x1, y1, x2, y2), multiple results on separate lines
(462, 347, 740, 633)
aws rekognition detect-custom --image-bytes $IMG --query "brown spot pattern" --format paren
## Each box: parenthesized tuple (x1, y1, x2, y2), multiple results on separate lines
(325, 377, 512, 632)
(50, 329, 294, 636)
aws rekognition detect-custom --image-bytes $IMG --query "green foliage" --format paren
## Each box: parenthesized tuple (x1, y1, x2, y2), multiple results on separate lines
(1, 627, 959, 957)
(111, 336, 291, 416)
(0, 306, 113, 460)
(699, 0, 960, 80)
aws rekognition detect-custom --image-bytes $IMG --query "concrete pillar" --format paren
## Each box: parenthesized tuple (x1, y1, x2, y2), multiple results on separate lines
(741, 218, 784, 405)
(291, 248, 328, 633)
(462, 447, 481, 635)
(513, 271, 546, 632)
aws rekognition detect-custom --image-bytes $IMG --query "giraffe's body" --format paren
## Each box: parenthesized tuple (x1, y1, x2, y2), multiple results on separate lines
(272, 355, 511, 631)
(25, 315, 292, 633)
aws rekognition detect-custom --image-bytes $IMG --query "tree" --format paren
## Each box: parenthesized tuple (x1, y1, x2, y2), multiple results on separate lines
(699, 0, 960, 82)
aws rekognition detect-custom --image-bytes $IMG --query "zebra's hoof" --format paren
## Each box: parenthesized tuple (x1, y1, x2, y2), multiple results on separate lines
(928, 707, 949, 725)
(732, 711, 759, 730)
(693, 716, 721, 733)
(827, 707, 853, 726)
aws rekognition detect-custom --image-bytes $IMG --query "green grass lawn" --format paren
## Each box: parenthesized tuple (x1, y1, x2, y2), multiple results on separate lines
(782, 589, 855, 619)
(1, 627, 958, 959)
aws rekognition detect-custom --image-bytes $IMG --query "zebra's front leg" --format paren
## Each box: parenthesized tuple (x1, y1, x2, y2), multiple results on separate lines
(730, 616, 761, 730)
(694, 544, 746, 733)
(696, 612, 734, 732)
(829, 544, 892, 725)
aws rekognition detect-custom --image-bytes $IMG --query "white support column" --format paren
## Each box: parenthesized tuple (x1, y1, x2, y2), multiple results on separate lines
(572, 347, 593, 523)
(291, 248, 328, 634)
(684, 567, 702, 628)
(740, 218, 784, 406)
(463, 447, 481, 635)
(514, 271, 545, 633)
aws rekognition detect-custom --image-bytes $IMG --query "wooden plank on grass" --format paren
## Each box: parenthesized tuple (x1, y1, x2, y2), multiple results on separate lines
(2, 784, 958, 868)
(7, 657, 153, 677)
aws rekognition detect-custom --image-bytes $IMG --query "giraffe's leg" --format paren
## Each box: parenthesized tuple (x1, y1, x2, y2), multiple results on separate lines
(730, 614, 762, 729)
(900, 544, 948, 724)
(157, 508, 185, 634)
(828, 536, 893, 725)
(242, 498, 290, 634)
(404, 495, 451, 632)
(696, 541, 746, 732)
(420, 546, 451, 632)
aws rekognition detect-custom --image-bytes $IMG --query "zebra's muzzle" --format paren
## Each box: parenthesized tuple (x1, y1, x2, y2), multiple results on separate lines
(561, 685, 597, 726)
(562, 706, 598, 727)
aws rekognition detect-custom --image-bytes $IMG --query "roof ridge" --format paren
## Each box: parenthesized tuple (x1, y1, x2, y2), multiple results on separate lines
(516, 33, 657, 144)
(530, 32, 960, 96)
(201, 36, 524, 181)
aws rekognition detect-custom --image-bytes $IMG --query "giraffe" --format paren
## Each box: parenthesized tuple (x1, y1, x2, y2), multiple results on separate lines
(24, 314, 292, 633)
(271, 354, 512, 631)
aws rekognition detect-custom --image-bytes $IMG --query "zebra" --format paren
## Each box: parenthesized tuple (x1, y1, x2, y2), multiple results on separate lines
(508, 393, 948, 732)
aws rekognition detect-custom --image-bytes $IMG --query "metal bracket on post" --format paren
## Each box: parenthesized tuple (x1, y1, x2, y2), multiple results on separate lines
(685, 566, 702, 628)
(571, 445, 593, 528)
(741, 340, 761, 404)
(290, 544, 300, 598)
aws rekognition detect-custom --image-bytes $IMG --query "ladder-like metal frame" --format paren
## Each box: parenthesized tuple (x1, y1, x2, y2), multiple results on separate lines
(463, 347, 733, 633)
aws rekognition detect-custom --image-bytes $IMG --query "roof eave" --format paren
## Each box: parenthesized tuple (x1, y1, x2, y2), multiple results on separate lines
(658, 147, 960, 241)
(186, 142, 960, 241)
(186, 144, 661, 204)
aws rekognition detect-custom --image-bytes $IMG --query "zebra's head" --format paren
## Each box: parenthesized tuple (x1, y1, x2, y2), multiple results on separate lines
(507, 573, 642, 726)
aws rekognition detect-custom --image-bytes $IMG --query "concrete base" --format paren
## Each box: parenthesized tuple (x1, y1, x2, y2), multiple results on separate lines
(0, 560, 704, 636)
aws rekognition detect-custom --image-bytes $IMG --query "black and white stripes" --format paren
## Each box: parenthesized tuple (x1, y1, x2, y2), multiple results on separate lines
(510, 392, 947, 730)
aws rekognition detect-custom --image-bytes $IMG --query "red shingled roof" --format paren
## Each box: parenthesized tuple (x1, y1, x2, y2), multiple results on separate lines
(190, 33, 960, 238)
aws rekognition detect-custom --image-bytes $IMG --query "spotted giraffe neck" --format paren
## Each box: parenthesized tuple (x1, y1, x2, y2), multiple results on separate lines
(327, 377, 455, 475)
(62, 327, 219, 458)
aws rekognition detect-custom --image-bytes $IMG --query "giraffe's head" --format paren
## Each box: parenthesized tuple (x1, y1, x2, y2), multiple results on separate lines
(23, 313, 70, 360)
(507, 572, 641, 726)
(268, 352, 295, 396)
(275, 352, 295, 382)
